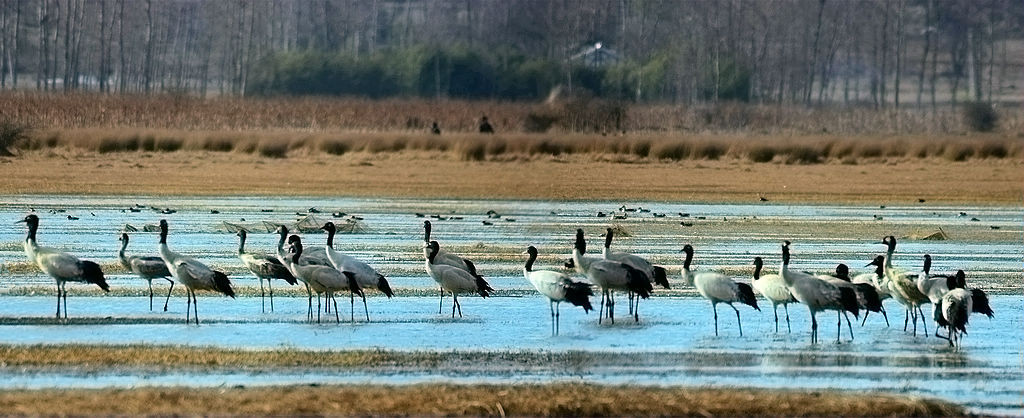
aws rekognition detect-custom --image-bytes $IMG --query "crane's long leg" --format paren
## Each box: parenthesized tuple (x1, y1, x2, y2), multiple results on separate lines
(921, 305, 929, 333)
(438, 287, 444, 314)
(784, 304, 791, 333)
(163, 279, 174, 312)
(880, 305, 889, 327)
(555, 302, 561, 335)
(361, 294, 370, 322)
(633, 294, 640, 322)
(349, 291, 355, 323)
(843, 311, 854, 340)
(549, 300, 556, 336)
(608, 291, 615, 324)
(730, 304, 743, 337)
(316, 292, 322, 324)
(861, 311, 870, 326)
(903, 308, 910, 331)
(259, 277, 266, 313)
(149, 281, 154, 311)
(712, 302, 719, 336)
(192, 289, 200, 326)
(268, 279, 274, 313)
(61, 283, 68, 319)
(628, 292, 634, 315)
(55, 283, 61, 319)
(304, 283, 313, 322)
(810, 311, 818, 344)
(455, 294, 463, 318)
(333, 293, 340, 324)
(185, 287, 192, 324)
(451, 292, 457, 318)
(598, 289, 606, 325)
(772, 304, 779, 333)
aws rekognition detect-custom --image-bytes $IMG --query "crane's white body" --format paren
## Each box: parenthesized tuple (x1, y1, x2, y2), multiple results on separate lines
(751, 257, 794, 333)
(119, 233, 173, 311)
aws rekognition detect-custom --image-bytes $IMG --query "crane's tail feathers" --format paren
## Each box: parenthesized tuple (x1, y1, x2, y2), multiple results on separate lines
(971, 288, 994, 318)
(839, 287, 859, 318)
(377, 274, 395, 298)
(564, 281, 594, 312)
(653, 266, 671, 289)
(933, 303, 949, 327)
(212, 270, 235, 298)
(275, 265, 299, 285)
(343, 272, 364, 297)
(623, 264, 653, 299)
(858, 283, 884, 313)
(463, 259, 480, 276)
(474, 275, 494, 298)
(736, 282, 759, 311)
(79, 260, 109, 292)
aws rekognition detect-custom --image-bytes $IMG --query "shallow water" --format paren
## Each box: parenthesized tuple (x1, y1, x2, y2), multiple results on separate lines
(0, 195, 1021, 415)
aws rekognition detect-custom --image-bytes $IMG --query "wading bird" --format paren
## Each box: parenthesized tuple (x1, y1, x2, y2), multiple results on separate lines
(680, 245, 759, 336)
(236, 229, 296, 313)
(523, 246, 593, 335)
(570, 229, 651, 324)
(779, 241, 858, 344)
(118, 233, 173, 311)
(322, 222, 394, 322)
(601, 228, 670, 318)
(752, 256, 795, 333)
(281, 235, 362, 323)
(157, 220, 234, 325)
(425, 240, 493, 318)
(19, 214, 109, 319)
(422, 220, 486, 314)
(935, 270, 994, 349)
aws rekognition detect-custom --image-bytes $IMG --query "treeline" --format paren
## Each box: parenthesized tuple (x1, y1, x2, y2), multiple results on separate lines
(0, 0, 1021, 107)
(247, 46, 662, 101)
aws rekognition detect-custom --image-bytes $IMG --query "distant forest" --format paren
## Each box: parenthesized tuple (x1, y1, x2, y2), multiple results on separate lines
(0, 0, 1021, 107)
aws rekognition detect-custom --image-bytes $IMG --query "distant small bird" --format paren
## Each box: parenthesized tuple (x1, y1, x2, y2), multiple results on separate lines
(308, 207, 320, 213)
(479, 115, 494, 134)
(482, 220, 493, 226)
(431, 121, 441, 135)
(679, 213, 690, 217)
(66, 215, 79, 220)
(210, 210, 219, 214)
(596, 211, 607, 218)
(759, 196, 769, 202)
(918, 199, 926, 203)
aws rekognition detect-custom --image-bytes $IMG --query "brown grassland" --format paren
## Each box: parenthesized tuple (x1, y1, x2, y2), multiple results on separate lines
(1, 92, 1021, 204)
(0, 345, 963, 417)
(0, 384, 963, 417)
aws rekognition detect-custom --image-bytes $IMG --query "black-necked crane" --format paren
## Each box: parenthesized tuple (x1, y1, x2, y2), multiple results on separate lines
(425, 240, 493, 318)
(523, 246, 593, 335)
(422, 220, 486, 314)
(282, 235, 362, 323)
(935, 270, 994, 349)
(274, 225, 330, 267)
(752, 256, 795, 333)
(118, 232, 173, 311)
(18, 214, 109, 319)
(882, 236, 930, 335)
(157, 219, 234, 325)
(601, 228, 670, 317)
(274, 225, 330, 321)
(679, 245, 759, 336)
(236, 229, 297, 313)
(779, 241, 859, 344)
(571, 229, 651, 324)
(322, 222, 394, 322)
(827, 264, 887, 327)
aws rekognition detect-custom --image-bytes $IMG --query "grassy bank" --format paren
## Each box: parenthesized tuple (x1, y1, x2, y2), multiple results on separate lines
(0, 383, 963, 416)
(15, 128, 1024, 164)
(2, 91, 1022, 135)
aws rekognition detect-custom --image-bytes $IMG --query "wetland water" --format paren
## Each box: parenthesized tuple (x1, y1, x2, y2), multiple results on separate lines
(0, 195, 1021, 415)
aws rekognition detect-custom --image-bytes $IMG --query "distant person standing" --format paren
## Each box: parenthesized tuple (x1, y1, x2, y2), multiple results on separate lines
(431, 121, 441, 135)
(479, 116, 494, 134)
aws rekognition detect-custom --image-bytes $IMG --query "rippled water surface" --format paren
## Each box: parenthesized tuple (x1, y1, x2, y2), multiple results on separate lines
(0, 196, 1021, 415)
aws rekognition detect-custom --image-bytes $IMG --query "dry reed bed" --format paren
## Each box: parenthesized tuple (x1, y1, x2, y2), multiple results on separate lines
(0, 383, 962, 416)
(2, 91, 1022, 134)
(23, 127, 1023, 163)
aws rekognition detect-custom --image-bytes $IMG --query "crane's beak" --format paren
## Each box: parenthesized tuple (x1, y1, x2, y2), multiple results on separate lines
(14, 219, 26, 224)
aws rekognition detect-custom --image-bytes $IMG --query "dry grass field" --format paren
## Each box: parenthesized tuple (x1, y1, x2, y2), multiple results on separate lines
(1, 143, 1019, 204)
(0, 345, 963, 417)
(0, 384, 962, 417)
